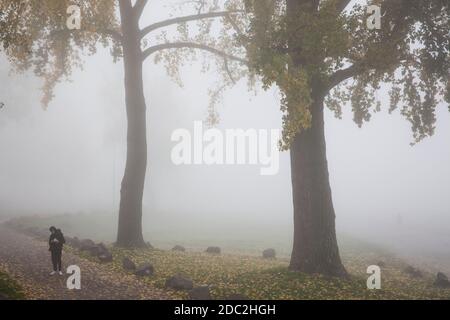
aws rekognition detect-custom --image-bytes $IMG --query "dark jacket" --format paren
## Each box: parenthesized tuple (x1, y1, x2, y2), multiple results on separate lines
(49, 229, 66, 252)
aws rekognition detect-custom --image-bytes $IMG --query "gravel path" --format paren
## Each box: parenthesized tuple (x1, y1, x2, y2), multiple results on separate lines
(0, 225, 173, 300)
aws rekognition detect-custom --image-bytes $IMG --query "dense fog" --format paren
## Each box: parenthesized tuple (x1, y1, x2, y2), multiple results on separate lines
(1, 0, 449, 273)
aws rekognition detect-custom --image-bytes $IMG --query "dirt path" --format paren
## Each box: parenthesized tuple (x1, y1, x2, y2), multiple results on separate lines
(0, 225, 173, 300)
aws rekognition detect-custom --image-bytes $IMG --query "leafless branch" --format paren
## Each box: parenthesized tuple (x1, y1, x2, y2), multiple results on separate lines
(142, 41, 248, 64)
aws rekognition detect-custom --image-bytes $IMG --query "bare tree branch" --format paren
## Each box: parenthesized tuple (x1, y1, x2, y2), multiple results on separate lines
(140, 11, 241, 39)
(142, 41, 248, 64)
(133, 0, 148, 19)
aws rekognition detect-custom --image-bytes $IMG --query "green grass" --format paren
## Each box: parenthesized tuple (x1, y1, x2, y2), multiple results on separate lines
(71, 245, 450, 300)
(5, 215, 450, 300)
(0, 271, 25, 300)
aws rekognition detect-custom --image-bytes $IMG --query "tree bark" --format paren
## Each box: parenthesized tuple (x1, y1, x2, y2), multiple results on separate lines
(289, 95, 348, 277)
(116, 1, 147, 247)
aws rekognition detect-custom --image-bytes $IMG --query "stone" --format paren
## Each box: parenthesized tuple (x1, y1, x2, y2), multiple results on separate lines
(88, 245, 102, 256)
(172, 245, 186, 252)
(79, 239, 96, 251)
(122, 257, 136, 271)
(81, 241, 107, 257)
(188, 286, 212, 300)
(205, 247, 221, 254)
(134, 263, 154, 277)
(98, 252, 113, 263)
(262, 248, 276, 259)
(434, 272, 450, 288)
(165, 275, 194, 290)
(96, 243, 113, 263)
(97, 243, 110, 255)
(403, 265, 423, 278)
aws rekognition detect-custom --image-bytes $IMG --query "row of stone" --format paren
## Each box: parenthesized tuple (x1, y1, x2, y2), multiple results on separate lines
(6, 225, 114, 264)
(7, 224, 278, 259)
(375, 260, 450, 288)
(10, 224, 450, 290)
(402, 265, 450, 288)
(121, 256, 247, 300)
(3, 224, 247, 300)
(66, 238, 248, 299)
(67, 237, 113, 263)
(172, 245, 277, 259)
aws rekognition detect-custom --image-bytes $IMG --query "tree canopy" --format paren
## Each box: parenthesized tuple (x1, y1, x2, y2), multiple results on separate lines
(230, 0, 449, 148)
(0, 0, 248, 111)
(1, 1, 448, 144)
(0, 1, 121, 106)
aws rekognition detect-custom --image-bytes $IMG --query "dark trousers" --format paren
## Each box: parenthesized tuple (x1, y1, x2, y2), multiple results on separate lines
(51, 249, 62, 271)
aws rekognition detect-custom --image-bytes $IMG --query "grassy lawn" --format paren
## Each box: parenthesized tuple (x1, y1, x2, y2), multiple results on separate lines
(0, 270, 25, 300)
(5, 215, 450, 300)
(70, 245, 450, 300)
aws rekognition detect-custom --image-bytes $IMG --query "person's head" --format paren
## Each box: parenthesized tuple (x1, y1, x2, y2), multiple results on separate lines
(49, 226, 56, 234)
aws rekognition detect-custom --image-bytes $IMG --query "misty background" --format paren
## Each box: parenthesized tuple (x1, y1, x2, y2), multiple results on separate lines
(1, 1, 449, 273)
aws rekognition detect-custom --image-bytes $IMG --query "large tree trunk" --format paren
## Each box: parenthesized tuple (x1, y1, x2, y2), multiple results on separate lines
(116, 1, 147, 247)
(285, 0, 347, 278)
(289, 96, 348, 277)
